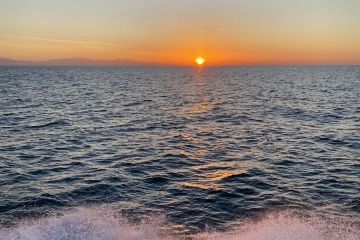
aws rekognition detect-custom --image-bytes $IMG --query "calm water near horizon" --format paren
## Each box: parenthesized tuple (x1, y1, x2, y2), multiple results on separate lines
(0, 66, 359, 239)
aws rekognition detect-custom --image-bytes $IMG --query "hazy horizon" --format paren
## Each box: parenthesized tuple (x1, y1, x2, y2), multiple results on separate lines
(1, 56, 360, 67)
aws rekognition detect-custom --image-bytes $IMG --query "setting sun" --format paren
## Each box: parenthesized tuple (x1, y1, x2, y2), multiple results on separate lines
(195, 57, 205, 66)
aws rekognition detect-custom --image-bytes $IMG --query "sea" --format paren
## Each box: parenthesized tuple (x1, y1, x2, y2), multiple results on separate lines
(0, 66, 359, 240)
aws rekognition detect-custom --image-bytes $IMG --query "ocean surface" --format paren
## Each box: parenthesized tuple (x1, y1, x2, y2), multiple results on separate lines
(0, 66, 359, 240)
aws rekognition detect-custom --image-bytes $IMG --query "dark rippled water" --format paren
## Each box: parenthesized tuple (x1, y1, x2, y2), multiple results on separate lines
(0, 66, 359, 240)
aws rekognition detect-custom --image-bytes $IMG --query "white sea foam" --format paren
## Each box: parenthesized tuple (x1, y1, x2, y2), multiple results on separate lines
(198, 212, 359, 240)
(0, 208, 171, 240)
(0, 208, 358, 240)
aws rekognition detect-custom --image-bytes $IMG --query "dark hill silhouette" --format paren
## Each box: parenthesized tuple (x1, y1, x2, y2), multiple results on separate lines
(0, 57, 146, 66)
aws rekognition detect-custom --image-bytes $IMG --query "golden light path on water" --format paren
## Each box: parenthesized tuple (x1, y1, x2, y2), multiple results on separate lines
(176, 67, 257, 191)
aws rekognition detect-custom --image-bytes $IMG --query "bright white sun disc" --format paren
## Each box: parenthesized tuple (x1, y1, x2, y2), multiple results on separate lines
(196, 57, 205, 65)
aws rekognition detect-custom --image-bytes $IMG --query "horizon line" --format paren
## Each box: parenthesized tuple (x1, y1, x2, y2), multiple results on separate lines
(0, 57, 359, 67)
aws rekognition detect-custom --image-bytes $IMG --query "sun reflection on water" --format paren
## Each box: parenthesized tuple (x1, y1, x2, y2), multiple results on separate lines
(181, 182, 223, 191)
(174, 68, 255, 191)
(198, 168, 248, 182)
(183, 102, 214, 115)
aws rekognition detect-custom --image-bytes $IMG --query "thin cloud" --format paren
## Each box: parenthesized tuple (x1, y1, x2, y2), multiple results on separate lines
(145, 21, 154, 25)
(0, 34, 126, 48)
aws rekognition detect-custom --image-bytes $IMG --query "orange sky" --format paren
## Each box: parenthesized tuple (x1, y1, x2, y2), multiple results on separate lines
(1, 0, 360, 65)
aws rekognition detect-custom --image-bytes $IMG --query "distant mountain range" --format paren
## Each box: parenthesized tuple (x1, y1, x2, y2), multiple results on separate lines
(0, 57, 148, 66)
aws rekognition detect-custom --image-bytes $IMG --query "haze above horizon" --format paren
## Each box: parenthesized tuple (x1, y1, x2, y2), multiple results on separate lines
(1, 0, 360, 66)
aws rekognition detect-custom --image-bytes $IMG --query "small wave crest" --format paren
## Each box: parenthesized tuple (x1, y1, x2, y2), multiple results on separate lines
(0, 208, 358, 240)
(27, 118, 70, 129)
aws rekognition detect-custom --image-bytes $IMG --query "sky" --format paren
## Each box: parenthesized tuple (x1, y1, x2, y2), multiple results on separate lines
(1, 0, 360, 65)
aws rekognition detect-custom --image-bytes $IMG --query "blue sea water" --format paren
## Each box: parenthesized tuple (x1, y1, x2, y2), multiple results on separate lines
(0, 66, 359, 240)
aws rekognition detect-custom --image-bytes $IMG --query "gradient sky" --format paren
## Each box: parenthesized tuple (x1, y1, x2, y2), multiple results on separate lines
(1, 0, 360, 65)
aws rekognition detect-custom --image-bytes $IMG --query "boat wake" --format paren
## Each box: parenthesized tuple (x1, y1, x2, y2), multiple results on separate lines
(0, 208, 358, 240)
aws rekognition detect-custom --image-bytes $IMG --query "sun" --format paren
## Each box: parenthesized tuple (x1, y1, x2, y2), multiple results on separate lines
(195, 57, 205, 66)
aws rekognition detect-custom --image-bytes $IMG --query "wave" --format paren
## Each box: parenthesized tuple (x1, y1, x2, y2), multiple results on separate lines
(27, 118, 70, 129)
(0, 208, 358, 240)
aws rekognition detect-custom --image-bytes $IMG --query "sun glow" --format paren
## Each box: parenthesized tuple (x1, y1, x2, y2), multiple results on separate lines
(195, 57, 205, 65)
